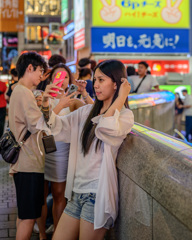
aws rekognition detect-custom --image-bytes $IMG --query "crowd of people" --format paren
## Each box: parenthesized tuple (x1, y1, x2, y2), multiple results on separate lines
(0, 52, 192, 240)
(3, 52, 135, 240)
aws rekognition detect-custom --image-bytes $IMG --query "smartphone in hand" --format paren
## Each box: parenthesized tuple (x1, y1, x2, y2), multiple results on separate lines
(50, 71, 67, 97)
(67, 84, 78, 98)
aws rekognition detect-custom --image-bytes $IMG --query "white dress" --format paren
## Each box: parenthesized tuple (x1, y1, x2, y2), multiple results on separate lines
(44, 98, 70, 182)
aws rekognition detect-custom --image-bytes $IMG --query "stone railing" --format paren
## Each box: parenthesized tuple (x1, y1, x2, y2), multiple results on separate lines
(106, 123, 192, 240)
(129, 91, 175, 134)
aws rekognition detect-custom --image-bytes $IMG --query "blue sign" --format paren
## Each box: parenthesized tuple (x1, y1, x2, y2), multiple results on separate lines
(91, 28, 189, 53)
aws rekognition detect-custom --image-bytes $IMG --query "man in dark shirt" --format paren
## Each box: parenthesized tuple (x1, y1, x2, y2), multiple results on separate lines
(6, 68, 18, 101)
(0, 81, 7, 137)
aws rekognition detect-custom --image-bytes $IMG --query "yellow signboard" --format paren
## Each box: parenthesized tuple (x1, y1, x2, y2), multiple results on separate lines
(92, 0, 189, 28)
(0, 0, 24, 32)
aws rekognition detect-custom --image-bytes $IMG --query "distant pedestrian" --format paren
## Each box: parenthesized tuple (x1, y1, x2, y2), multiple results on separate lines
(78, 68, 94, 98)
(180, 90, 192, 141)
(0, 81, 7, 138)
(78, 57, 91, 69)
(90, 59, 97, 71)
(6, 68, 18, 102)
(130, 61, 159, 94)
(174, 93, 183, 133)
(48, 54, 66, 67)
(127, 66, 136, 93)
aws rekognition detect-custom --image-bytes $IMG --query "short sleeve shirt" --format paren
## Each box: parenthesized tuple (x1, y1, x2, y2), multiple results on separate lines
(130, 75, 159, 94)
(183, 95, 192, 116)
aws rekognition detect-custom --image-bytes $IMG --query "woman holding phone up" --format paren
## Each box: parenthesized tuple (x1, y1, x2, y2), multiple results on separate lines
(37, 60, 134, 240)
(37, 63, 93, 240)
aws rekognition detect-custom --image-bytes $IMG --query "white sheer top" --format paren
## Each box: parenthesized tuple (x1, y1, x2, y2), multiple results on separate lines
(36, 104, 134, 229)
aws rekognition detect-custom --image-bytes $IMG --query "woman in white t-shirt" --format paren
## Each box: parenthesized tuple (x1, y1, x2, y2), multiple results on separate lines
(37, 60, 134, 240)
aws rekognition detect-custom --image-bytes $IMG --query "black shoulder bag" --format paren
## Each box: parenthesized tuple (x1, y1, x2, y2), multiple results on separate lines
(132, 75, 147, 94)
(0, 129, 31, 164)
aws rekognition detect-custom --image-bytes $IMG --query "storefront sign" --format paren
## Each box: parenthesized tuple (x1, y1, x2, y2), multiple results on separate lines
(0, 0, 24, 32)
(92, 0, 189, 28)
(25, 0, 60, 16)
(64, 22, 74, 35)
(91, 27, 189, 53)
(99, 59, 189, 76)
(2, 34, 18, 73)
(74, 0, 85, 50)
(61, 0, 68, 24)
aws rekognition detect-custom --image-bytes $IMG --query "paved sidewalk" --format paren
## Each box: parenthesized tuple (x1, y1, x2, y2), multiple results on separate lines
(0, 158, 17, 239)
(0, 157, 41, 240)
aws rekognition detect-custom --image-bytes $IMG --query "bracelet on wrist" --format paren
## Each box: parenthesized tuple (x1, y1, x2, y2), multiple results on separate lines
(82, 93, 89, 100)
(42, 106, 49, 110)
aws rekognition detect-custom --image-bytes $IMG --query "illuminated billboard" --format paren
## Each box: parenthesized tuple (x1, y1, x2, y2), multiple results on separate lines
(74, 0, 85, 50)
(25, 0, 61, 16)
(0, 0, 24, 32)
(91, 27, 189, 54)
(92, 0, 190, 28)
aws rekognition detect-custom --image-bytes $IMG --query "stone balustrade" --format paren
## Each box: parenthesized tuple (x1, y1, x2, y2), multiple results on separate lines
(106, 123, 192, 240)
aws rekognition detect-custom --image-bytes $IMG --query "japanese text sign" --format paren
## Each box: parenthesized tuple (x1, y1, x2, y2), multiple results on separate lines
(91, 27, 189, 53)
(119, 60, 189, 75)
(92, 0, 189, 28)
(74, 0, 85, 50)
(0, 0, 24, 32)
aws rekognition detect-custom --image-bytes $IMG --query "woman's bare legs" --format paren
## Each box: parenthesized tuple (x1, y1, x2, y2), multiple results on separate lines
(53, 213, 107, 240)
(51, 181, 66, 229)
(36, 180, 49, 240)
(52, 212, 80, 240)
(16, 218, 35, 240)
(79, 218, 107, 240)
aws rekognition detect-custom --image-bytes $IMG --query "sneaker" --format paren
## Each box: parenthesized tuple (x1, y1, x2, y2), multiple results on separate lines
(45, 224, 54, 234)
(33, 222, 39, 233)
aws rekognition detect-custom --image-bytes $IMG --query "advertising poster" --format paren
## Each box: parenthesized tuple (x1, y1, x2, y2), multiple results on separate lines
(61, 0, 68, 24)
(92, 0, 189, 28)
(91, 27, 189, 53)
(98, 59, 189, 76)
(2, 33, 18, 73)
(0, 0, 24, 32)
(74, 0, 85, 50)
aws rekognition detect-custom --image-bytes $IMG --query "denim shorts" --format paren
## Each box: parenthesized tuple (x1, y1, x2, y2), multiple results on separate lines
(64, 192, 113, 229)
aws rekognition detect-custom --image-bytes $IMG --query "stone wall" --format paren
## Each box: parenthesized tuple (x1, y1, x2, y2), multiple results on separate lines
(106, 123, 192, 240)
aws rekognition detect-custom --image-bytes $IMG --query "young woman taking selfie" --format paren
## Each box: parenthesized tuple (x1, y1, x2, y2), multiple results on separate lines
(37, 59, 134, 240)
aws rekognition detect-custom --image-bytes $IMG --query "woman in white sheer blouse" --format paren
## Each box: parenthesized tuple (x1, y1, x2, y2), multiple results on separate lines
(37, 59, 134, 240)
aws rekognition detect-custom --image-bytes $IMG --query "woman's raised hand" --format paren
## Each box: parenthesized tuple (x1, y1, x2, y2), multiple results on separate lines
(75, 80, 87, 94)
(58, 91, 77, 109)
(43, 80, 64, 102)
(118, 78, 131, 99)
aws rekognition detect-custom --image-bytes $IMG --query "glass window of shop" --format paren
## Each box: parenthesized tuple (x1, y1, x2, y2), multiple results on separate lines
(25, 0, 61, 16)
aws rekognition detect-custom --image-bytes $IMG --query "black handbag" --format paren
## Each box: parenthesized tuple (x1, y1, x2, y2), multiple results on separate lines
(0, 129, 31, 164)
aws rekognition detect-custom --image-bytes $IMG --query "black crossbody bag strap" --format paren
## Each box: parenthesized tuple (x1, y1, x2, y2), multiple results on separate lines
(21, 130, 31, 144)
(134, 75, 147, 93)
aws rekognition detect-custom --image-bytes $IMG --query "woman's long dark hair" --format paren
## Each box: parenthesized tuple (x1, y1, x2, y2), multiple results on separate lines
(81, 60, 128, 156)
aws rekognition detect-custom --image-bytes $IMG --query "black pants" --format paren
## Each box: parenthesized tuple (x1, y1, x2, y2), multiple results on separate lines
(185, 116, 192, 141)
(0, 107, 6, 138)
